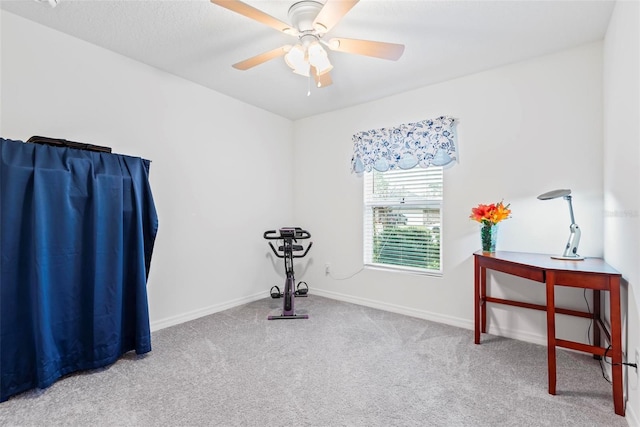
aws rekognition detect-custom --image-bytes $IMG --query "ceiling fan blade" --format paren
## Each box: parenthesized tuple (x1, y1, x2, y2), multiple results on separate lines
(327, 37, 405, 61)
(312, 0, 359, 34)
(311, 66, 333, 88)
(232, 45, 291, 70)
(210, 0, 296, 35)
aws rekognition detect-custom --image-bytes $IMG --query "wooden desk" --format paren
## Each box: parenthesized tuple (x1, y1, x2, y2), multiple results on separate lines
(473, 251, 624, 416)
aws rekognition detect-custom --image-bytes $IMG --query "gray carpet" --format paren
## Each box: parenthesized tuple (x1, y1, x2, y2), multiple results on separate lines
(0, 295, 629, 426)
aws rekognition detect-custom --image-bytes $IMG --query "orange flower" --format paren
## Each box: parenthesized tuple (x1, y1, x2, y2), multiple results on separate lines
(470, 201, 511, 225)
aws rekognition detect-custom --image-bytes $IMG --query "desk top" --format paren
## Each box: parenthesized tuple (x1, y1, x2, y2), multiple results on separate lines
(474, 251, 621, 276)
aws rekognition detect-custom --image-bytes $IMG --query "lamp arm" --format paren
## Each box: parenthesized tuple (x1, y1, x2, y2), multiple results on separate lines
(564, 195, 576, 224)
(561, 195, 582, 257)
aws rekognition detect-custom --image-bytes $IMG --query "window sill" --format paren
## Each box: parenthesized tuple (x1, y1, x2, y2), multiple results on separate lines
(364, 263, 443, 278)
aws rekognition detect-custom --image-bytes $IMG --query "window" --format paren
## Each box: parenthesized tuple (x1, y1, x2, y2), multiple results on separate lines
(363, 167, 443, 274)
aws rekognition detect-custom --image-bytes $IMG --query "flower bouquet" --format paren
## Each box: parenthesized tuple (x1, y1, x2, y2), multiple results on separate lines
(470, 201, 511, 252)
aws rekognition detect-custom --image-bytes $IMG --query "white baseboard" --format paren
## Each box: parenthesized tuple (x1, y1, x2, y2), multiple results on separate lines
(150, 291, 265, 332)
(311, 287, 472, 329)
(311, 288, 549, 346)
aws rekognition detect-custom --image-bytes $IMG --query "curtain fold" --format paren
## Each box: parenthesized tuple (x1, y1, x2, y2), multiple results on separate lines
(351, 116, 457, 174)
(1, 138, 158, 402)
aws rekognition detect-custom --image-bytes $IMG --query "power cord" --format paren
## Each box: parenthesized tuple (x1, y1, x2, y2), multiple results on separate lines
(597, 345, 638, 385)
(327, 266, 364, 280)
(582, 290, 609, 381)
(583, 289, 593, 346)
(604, 345, 639, 369)
(582, 290, 638, 383)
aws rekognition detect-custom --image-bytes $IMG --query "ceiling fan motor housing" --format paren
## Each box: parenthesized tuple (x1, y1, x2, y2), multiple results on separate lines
(288, 1, 324, 34)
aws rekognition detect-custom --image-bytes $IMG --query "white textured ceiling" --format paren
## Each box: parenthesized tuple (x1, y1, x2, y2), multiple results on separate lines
(1, 0, 615, 120)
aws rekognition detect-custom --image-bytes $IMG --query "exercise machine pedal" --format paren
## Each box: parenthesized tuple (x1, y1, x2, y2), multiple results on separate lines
(270, 285, 282, 299)
(295, 281, 309, 297)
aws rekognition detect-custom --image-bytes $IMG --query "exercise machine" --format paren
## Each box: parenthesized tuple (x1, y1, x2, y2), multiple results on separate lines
(264, 227, 312, 320)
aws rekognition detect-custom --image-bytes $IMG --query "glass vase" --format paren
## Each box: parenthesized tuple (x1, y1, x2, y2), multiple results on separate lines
(480, 223, 498, 253)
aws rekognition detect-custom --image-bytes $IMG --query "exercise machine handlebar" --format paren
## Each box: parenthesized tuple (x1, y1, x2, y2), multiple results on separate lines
(263, 228, 311, 240)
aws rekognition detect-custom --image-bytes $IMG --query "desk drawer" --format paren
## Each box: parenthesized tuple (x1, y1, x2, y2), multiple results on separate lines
(554, 271, 610, 290)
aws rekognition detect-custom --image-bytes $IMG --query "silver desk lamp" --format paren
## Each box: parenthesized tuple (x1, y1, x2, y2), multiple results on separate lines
(537, 189, 584, 260)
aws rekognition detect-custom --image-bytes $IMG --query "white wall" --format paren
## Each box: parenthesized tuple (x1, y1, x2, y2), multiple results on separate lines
(0, 11, 294, 329)
(604, 0, 640, 424)
(293, 42, 605, 345)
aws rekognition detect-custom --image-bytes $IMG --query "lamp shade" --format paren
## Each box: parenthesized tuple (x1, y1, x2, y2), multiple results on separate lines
(537, 189, 571, 200)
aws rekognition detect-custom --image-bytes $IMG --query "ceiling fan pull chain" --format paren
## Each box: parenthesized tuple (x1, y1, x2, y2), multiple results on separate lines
(307, 73, 311, 97)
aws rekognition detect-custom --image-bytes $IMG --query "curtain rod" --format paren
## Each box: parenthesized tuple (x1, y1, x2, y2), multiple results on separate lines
(27, 135, 112, 154)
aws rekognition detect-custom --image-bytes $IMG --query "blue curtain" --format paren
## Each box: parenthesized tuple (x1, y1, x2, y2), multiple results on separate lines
(0, 138, 158, 402)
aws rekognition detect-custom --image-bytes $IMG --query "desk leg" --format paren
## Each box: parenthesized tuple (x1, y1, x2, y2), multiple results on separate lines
(609, 277, 624, 416)
(593, 290, 601, 360)
(481, 266, 487, 334)
(546, 271, 557, 395)
(474, 257, 481, 344)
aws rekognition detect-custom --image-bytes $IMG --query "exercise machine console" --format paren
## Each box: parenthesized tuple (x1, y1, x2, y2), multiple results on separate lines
(264, 227, 312, 320)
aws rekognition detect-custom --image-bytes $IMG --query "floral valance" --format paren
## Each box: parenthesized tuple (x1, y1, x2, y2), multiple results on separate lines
(351, 116, 457, 175)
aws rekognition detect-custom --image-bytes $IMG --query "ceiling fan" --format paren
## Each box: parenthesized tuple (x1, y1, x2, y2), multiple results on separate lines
(210, 0, 405, 89)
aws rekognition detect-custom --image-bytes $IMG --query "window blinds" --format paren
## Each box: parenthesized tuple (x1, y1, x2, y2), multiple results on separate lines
(363, 167, 443, 272)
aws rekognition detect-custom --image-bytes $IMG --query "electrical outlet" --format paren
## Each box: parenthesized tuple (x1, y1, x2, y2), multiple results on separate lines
(325, 263, 330, 275)
(635, 348, 639, 374)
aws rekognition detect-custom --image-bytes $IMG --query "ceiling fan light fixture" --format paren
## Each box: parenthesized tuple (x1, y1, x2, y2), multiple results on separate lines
(285, 44, 310, 76)
(307, 42, 333, 75)
(284, 40, 332, 77)
(284, 44, 304, 68)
